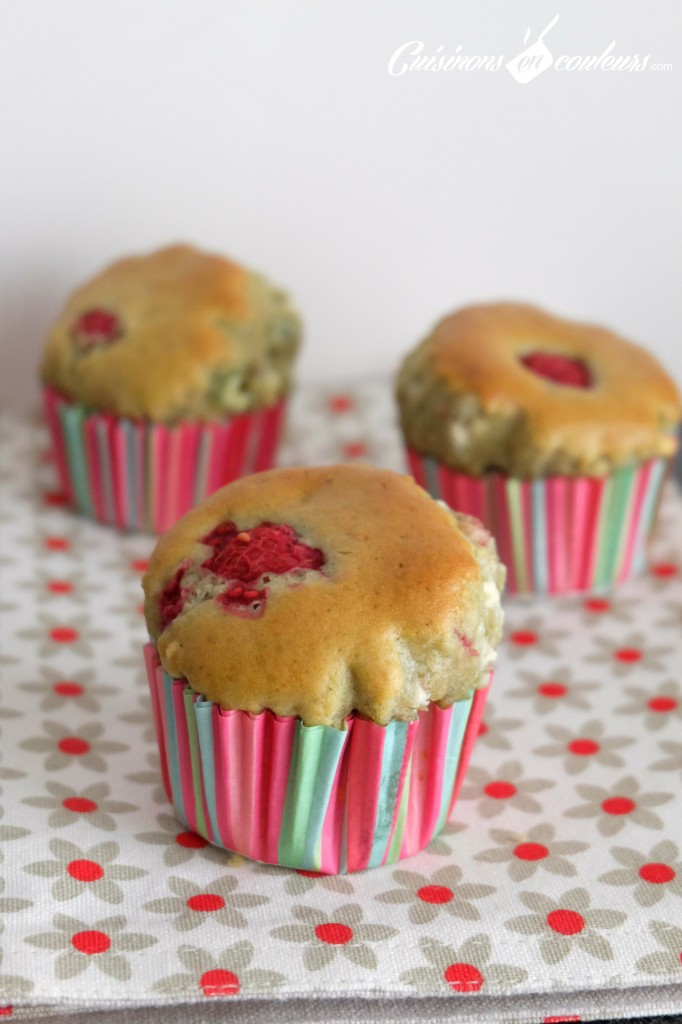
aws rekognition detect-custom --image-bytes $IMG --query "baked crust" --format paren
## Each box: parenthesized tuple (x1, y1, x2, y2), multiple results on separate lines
(396, 302, 681, 477)
(40, 244, 300, 422)
(143, 465, 505, 728)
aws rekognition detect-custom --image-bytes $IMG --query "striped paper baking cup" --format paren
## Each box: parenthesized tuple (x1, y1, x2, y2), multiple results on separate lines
(43, 386, 286, 534)
(144, 644, 490, 874)
(407, 450, 669, 595)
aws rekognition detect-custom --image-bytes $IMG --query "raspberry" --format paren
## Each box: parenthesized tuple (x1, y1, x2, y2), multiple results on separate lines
(520, 352, 591, 388)
(202, 522, 324, 582)
(159, 564, 190, 630)
(71, 309, 121, 350)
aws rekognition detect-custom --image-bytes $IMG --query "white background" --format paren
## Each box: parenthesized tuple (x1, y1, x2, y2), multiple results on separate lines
(1, 0, 680, 409)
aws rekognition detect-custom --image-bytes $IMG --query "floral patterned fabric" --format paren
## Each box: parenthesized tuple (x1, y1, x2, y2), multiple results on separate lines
(0, 380, 681, 1022)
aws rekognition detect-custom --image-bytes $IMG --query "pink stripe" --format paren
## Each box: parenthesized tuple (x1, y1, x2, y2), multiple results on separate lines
(172, 683, 197, 827)
(546, 478, 567, 594)
(42, 387, 74, 501)
(134, 424, 146, 530)
(222, 415, 252, 485)
(435, 464, 453, 505)
(112, 421, 128, 528)
(402, 706, 454, 858)
(618, 461, 653, 582)
(581, 477, 606, 589)
(144, 649, 172, 802)
(206, 424, 228, 494)
(176, 424, 201, 519)
(568, 478, 590, 591)
(257, 713, 298, 863)
(84, 418, 104, 521)
(344, 718, 385, 872)
(212, 709, 235, 851)
(406, 448, 427, 488)
(493, 475, 516, 592)
(150, 427, 170, 533)
(450, 682, 490, 810)
(253, 400, 285, 472)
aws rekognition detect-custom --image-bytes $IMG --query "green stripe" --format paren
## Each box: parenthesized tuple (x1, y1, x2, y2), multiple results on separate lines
(60, 404, 92, 516)
(434, 698, 473, 836)
(184, 688, 207, 837)
(595, 468, 631, 587)
(278, 722, 348, 870)
(506, 479, 528, 593)
(385, 759, 412, 864)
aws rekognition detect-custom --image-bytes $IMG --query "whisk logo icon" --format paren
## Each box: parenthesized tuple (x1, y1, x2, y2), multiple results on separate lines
(506, 14, 560, 83)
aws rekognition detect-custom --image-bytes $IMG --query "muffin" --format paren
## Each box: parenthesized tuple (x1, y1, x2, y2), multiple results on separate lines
(142, 465, 505, 873)
(397, 302, 681, 594)
(41, 243, 300, 532)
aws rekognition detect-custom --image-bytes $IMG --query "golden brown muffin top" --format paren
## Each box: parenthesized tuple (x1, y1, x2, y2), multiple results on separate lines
(143, 465, 505, 728)
(40, 244, 300, 422)
(396, 302, 681, 477)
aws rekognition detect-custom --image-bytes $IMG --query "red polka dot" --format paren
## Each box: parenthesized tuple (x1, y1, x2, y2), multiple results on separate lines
(0, 1008, 13, 1017)
(639, 862, 675, 885)
(296, 869, 323, 878)
(484, 780, 517, 799)
(568, 738, 600, 756)
(175, 830, 208, 849)
(652, 561, 677, 578)
(538, 682, 567, 698)
(648, 696, 677, 714)
(47, 579, 73, 595)
(43, 490, 70, 507)
(514, 842, 549, 862)
(62, 797, 97, 814)
(314, 923, 353, 945)
(443, 962, 484, 992)
(546, 909, 585, 936)
(614, 647, 642, 663)
(343, 441, 367, 459)
(53, 681, 84, 697)
(187, 893, 225, 913)
(584, 598, 610, 612)
(71, 929, 111, 955)
(58, 737, 90, 756)
(602, 796, 636, 816)
(328, 395, 353, 413)
(45, 536, 70, 551)
(544, 1017, 581, 1023)
(50, 627, 78, 644)
(510, 630, 538, 646)
(67, 859, 104, 882)
(478, 721, 489, 736)
(417, 885, 454, 905)
(200, 968, 240, 997)
(131, 559, 149, 573)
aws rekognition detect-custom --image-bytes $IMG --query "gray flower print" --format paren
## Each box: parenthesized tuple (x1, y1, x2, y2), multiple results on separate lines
(376, 864, 494, 924)
(153, 940, 286, 997)
(0, 807, 30, 866)
(144, 875, 268, 931)
(503, 617, 568, 660)
(572, 593, 637, 625)
(505, 888, 625, 964)
(476, 823, 588, 881)
(507, 666, 598, 714)
(20, 666, 116, 713)
(135, 814, 229, 868)
(636, 921, 682, 976)
(18, 569, 105, 606)
(0, 877, 33, 933)
(125, 751, 167, 804)
(25, 838, 147, 904)
(458, 760, 554, 818)
(23, 781, 138, 831)
(585, 633, 672, 675)
(21, 720, 127, 772)
(533, 719, 633, 774)
(425, 820, 468, 858)
(119, 693, 156, 744)
(614, 680, 682, 731)
(25, 913, 156, 981)
(256, 862, 355, 897)
(565, 776, 673, 836)
(477, 701, 523, 751)
(650, 741, 682, 776)
(599, 840, 682, 906)
(271, 903, 397, 972)
(401, 934, 527, 993)
(16, 613, 110, 658)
